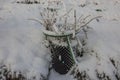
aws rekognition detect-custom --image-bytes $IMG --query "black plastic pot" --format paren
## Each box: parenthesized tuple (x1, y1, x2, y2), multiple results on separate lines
(43, 30, 76, 74)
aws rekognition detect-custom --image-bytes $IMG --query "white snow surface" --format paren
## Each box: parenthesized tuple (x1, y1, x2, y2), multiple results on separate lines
(0, 0, 120, 80)
(0, 1, 50, 79)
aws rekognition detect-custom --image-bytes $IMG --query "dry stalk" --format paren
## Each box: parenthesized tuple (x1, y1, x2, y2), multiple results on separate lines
(28, 18, 43, 25)
(60, 8, 73, 18)
(75, 16, 102, 34)
(80, 16, 102, 27)
(77, 14, 83, 23)
(74, 10, 77, 31)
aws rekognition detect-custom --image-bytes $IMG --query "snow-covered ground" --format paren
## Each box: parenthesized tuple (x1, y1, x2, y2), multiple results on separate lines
(0, 0, 120, 80)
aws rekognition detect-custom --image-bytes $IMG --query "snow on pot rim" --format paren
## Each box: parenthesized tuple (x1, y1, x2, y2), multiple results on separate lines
(43, 30, 73, 37)
(43, 30, 77, 46)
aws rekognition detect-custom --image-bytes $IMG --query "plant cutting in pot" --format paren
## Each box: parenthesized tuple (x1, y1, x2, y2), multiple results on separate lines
(29, 0, 102, 74)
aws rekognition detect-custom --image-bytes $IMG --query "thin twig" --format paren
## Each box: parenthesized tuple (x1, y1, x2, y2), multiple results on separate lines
(77, 14, 83, 23)
(81, 16, 102, 28)
(79, 15, 91, 24)
(28, 18, 43, 25)
(74, 10, 77, 30)
(60, 8, 73, 18)
(83, 15, 91, 21)
(64, 17, 67, 30)
(76, 16, 102, 34)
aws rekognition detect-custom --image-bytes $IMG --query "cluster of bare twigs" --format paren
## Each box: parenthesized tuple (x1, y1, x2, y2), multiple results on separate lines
(28, 2, 102, 59)
(0, 65, 48, 80)
(70, 66, 90, 80)
(16, 0, 41, 4)
(109, 58, 120, 80)
(29, 6, 101, 35)
(95, 70, 111, 80)
(29, 8, 58, 31)
(0, 65, 25, 80)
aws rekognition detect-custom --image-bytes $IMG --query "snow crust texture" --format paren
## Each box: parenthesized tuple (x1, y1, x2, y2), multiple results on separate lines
(0, 0, 120, 80)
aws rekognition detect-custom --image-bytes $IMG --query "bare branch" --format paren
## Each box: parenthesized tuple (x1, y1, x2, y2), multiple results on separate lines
(80, 16, 102, 28)
(77, 14, 83, 23)
(40, 11, 48, 25)
(83, 15, 91, 21)
(28, 18, 44, 25)
(79, 15, 91, 24)
(76, 16, 102, 34)
(74, 10, 77, 30)
(60, 8, 73, 18)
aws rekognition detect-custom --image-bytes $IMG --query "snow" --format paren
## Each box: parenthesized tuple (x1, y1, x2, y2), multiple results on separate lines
(0, 1, 50, 79)
(0, 0, 120, 80)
